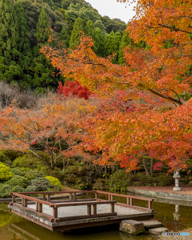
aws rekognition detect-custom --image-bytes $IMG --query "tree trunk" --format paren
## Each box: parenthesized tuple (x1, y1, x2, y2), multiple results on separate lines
(150, 158, 153, 175)
(143, 158, 150, 176)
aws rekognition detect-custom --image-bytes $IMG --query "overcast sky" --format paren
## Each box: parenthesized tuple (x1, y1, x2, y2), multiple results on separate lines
(85, 0, 136, 23)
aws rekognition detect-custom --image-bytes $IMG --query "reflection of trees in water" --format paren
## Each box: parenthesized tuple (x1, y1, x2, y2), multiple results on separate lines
(0, 203, 21, 228)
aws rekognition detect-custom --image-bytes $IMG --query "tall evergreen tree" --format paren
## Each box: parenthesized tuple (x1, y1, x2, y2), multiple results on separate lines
(69, 17, 85, 49)
(15, 0, 33, 88)
(104, 31, 115, 57)
(34, 7, 51, 43)
(112, 31, 122, 63)
(59, 26, 70, 47)
(118, 29, 132, 64)
(0, 0, 21, 83)
(94, 28, 105, 57)
(31, 7, 60, 89)
(94, 20, 106, 37)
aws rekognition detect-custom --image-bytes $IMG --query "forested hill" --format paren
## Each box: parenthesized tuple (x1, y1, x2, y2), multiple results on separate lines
(0, 0, 128, 92)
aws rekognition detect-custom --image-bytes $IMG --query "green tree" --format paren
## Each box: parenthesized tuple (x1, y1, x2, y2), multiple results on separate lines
(59, 26, 70, 47)
(15, 0, 33, 88)
(0, 0, 21, 84)
(94, 28, 105, 57)
(94, 20, 106, 37)
(118, 29, 132, 64)
(31, 6, 61, 89)
(35, 7, 51, 43)
(69, 17, 85, 49)
(112, 31, 122, 63)
(105, 31, 115, 57)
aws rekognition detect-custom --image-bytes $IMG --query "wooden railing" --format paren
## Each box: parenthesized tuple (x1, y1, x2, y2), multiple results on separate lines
(10, 190, 154, 222)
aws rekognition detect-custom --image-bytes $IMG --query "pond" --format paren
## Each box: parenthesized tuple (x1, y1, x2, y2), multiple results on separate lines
(1, 194, 192, 240)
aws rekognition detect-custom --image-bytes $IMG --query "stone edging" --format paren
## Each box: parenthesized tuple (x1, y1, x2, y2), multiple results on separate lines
(127, 188, 192, 202)
(0, 193, 84, 202)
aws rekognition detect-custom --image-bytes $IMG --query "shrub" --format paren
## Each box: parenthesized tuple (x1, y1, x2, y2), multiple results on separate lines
(30, 177, 51, 191)
(25, 185, 38, 192)
(0, 163, 14, 181)
(12, 154, 44, 169)
(156, 174, 173, 186)
(25, 170, 45, 180)
(11, 186, 25, 193)
(6, 175, 29, 188)
(0, 184, 12, 198)
(0, 151, 12, 167)
(2, 150, 23, 161)
(10, 168, 26, 176)
(45, 176, 62, 190)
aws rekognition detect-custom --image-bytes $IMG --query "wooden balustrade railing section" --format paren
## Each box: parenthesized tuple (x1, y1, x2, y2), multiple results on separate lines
(10, 190, 154, 222)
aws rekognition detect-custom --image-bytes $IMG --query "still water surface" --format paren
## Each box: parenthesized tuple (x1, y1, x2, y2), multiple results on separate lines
(1, 195, 192, 240)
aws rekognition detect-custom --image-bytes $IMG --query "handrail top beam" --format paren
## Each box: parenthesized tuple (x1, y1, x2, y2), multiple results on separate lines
(53, 200, 117, 207)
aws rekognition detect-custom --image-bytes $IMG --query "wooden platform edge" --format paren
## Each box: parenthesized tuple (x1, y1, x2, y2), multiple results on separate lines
(9, 204, 155, 232)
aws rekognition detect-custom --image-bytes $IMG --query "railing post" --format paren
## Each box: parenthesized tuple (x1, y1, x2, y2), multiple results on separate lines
(38, 203, 42, 213)
(130, 198, 133, 206)
(47, 194, 50, 202)
(74, 193, 76, 201)
(42, 194, 46, 200)
(93, 204, 97, 215)
(111, 195, 113, 201)
(53, 206, 58, 218)
(108, 195, 111, 201)
(23, 199, 28, 207)
(69, 193, 72, 201)
(127, 197, 129, 205)
(36, 202, 38, 211)
(87, 204, 91, 216)
(111, 203, 115, 213)
(95, 192, 98, 199)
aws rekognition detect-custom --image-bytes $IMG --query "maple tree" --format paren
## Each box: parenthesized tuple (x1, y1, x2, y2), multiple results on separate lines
(57, 81, 91, 100)
(41, 0, 192, 174)
(0, 98, 94, 170)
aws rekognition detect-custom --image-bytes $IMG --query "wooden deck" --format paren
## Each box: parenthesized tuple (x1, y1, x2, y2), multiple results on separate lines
(9, 190, 155, 231)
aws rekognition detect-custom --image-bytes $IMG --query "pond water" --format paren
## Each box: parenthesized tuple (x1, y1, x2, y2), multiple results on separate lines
(1, 194, 192, 240)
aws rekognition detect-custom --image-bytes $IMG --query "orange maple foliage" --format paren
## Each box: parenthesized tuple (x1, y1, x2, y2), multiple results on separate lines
(0, 98, 95, 170)
(41, 0, 192, 172)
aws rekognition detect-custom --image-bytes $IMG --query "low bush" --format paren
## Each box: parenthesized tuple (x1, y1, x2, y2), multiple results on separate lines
(45, 176, 62, 190)
(6, 175, 29, 188)
(10, 168, 26, 176)
(11, 186, 25, 193)
(0, 163, 14, 182)
(30, 177, 52, 191)
(0, 184, 12, 198)
(0, 151, 12, 167)
(25, 185, 38, 192)
(12, 154, 44, 169)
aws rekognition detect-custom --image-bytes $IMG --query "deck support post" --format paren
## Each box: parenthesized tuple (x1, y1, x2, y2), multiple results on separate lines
(53, 206, 58, 218)
(111, 203, 115, 213)
(148, 200, 153, 209)
(93, 204, 97, 215)
(87, 204, 91, 216)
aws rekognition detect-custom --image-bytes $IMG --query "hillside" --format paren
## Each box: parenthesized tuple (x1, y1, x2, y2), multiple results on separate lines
(0, 0, 127, 91)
